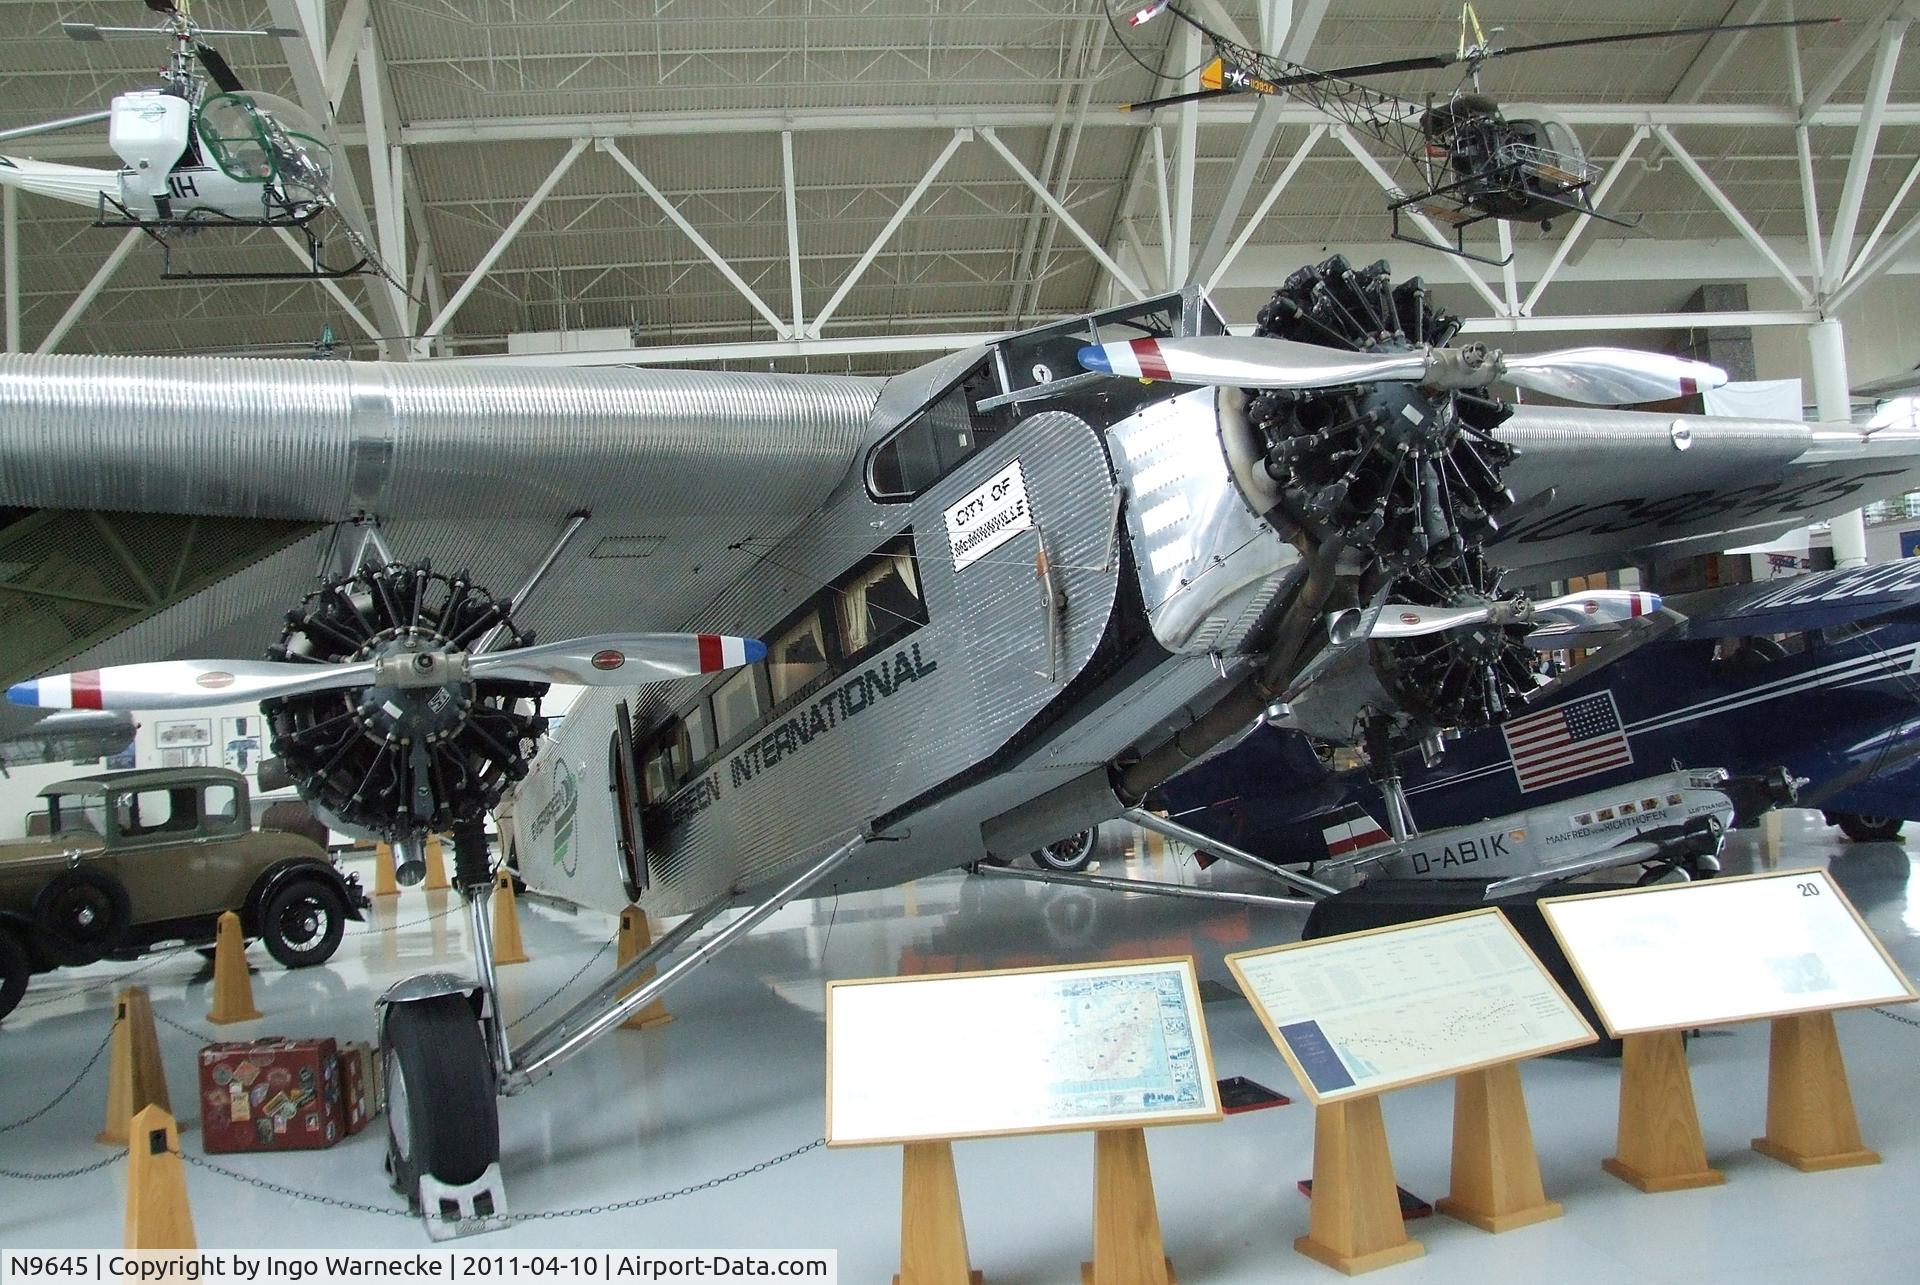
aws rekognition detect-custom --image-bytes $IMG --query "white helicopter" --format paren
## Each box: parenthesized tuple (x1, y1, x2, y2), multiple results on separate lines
(0, 0, 368, 279)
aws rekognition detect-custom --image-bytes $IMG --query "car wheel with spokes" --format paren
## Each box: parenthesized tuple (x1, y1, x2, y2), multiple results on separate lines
(260, 877, 346, 968)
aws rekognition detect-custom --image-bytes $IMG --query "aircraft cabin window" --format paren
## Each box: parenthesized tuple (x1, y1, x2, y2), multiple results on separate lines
(770, 611, 831, 704)
(837, 541, 924, 657)
(684, 703, 716, 765)
(642, 737, 679, 804)
(712, 667, 764, 746)
(868, 369, 1004, 500)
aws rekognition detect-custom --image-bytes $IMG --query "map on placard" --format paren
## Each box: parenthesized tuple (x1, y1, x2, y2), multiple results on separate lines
(1541, 869, 1918, 1035)
(827, 959, 1219, 1145)
(1227, 910, 1593, 1103)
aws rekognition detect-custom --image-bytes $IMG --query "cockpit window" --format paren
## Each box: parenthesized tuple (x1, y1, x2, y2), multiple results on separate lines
(194, 92, 332, 190)
(867, 364, 1004, 501)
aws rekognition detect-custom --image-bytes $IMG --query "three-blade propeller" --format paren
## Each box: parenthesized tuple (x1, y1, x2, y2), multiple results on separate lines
(1076, 335, 1726, 405)
(1329, 590, 1662, 648)
(7, 632, 767, 712)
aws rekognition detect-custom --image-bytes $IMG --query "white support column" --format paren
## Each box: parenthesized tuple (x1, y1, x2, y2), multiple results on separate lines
(4, 186, 18, 353)
(356, 24, 408, 339)
(267, 0, 406, 347)
(1784, 11, 1827, 284)
(979, 128, 1146, 300)
(1829, 202, 1920, 312)
(1847, 152, 1920, 284)
(1332, 126, 1503, 313)
(1497, 222, 1519, 316)
(323, 0, 371, 113)
(36, 229, 140, 354)
(1521, 127, 1649, 314)
(1810, 317, 1869, 567)
(1204, 124, 1326, 294)
(812, 130, 971, 336)
(598, 139, 791, 337)
(1170, 18, 1201, 286)
(781, 130, 804, 332)
(419, 138, 589, 347)
(1823, 17, 1909, 293)
(274, 227, 380, 342)
(1654, 127, 1813, 305)
(1188, 94, 1287, 289)
(1259, 0, 1293, 50)
(1151, 125, 1174, 283)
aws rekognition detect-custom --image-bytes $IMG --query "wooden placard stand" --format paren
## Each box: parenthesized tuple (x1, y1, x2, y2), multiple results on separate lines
(1602, 1029, 1725, 1192)
(1295, 1094, 1423, 1275)
(1751, 1010, 1878, 1171)
(1083, 1126, 1176, 1285)
(1435, 1061, 1560, 1232)
(893, 1140, 983, 1285)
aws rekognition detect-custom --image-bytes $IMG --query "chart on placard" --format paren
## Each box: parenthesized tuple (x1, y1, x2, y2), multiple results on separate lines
(827, 958, 1219, 1145)
(1541, 868, 1918, 1035)
(1227, 910, 1593, 1104)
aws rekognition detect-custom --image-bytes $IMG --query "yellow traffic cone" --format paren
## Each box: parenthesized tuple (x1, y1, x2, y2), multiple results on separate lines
(124, 1104, 195, 1249)
(616, 906, 673, 1030)
(372, 842, 399, 897)
(491, 868, 530, 966)
(98, 987, 170, 1146)
(206, 911, 262, 1025)
(423, 834, 451, 892)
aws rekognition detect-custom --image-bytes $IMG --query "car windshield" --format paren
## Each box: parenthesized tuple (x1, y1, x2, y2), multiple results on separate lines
(49, 791, 108, 836)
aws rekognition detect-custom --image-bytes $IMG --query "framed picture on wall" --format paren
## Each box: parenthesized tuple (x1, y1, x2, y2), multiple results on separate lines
(155, 719, 212, 749)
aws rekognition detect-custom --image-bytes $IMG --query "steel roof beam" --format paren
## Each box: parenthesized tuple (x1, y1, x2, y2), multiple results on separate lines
(980, 127, 1146, 301)
(812, 130, 972, 337)
(1653, 126, 1815, 307)
(35, 228, 138, 354)
(1823, 14, 1911, 296)
(417, 138, 590, 350)
(1331, 125, 1503, 314)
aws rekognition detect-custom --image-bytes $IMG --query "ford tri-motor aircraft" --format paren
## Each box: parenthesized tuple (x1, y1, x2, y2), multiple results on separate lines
(6, 256, 1920, 1234)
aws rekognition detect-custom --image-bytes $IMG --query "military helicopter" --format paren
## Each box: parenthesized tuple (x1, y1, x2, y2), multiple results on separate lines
(0, 0, 370, 280)
(1116, 3, 1836, 264)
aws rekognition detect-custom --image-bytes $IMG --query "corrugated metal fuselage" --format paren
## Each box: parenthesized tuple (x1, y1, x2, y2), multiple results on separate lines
(515, 369, 1303, 919)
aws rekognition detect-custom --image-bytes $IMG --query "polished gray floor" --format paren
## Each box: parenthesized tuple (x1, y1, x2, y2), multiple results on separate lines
(3, 811, 1917, 1281)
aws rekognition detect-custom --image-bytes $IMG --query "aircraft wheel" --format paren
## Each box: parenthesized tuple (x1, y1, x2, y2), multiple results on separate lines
(0, 931, 29, 1024)
(1032, 826, 1099, 873)
(1836, 813, 1904, 843)
(385, 994, 499, 1210)
(33, 867, 131, 965)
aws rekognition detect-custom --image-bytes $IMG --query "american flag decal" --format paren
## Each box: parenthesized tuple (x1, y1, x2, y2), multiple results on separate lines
(1503, 691, 1634, 793)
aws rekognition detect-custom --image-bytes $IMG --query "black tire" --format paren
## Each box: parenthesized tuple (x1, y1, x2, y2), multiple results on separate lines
(1032, 826, 1099, 873)
(33, 867, 131, 965)
(260, 878, 347, 968)
(0, 931, 29, 1024)
(1836, 813, 1905, 843)
(385, 994, 498, 1203)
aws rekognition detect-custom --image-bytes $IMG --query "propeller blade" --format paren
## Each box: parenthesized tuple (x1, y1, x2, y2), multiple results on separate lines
(7, 659, 374, 712)
(467, 633, 767, 686)
(1499, 347, 1726, 405)
(1524, 591, 1664, 646)
(1327, 590, 1663, 646)
(196, 42, 245, 94)
(1077, 335, 1426, 389)
(1522, 610, 1687, 706)
(1124, 1, 1172, 26)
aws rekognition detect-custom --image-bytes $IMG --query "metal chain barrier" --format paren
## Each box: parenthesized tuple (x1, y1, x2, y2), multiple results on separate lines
(154, 1009, 217, 1046)
(0, 1025, 114, 1135)
(0, 1151, 126, 1181)
(1872, 1005, 1920, 1028)
(181, 1136, 827, 1224)
(507, 937, 615, 1032)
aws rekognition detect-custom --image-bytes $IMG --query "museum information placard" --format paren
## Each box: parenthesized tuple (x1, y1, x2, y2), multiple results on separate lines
(826, 956, 1221, 1145)
(1540, 867, 1918, 1035)
(1226, 908, 1595, 1104)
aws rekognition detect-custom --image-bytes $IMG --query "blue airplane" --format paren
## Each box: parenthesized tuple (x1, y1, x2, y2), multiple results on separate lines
(1152, 561, 1920, 883)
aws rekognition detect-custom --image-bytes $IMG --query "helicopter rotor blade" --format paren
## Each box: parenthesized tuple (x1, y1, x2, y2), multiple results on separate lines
(195, 42, 246, 94)
(1500, 348, 1727, 405)
(1265, 53, 1460, 89)
(1122, 86, 1240, 112)
(1489, 17, 1839, 63)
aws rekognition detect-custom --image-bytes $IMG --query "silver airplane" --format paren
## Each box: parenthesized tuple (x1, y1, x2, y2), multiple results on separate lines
(4, 256, 1918, 1234)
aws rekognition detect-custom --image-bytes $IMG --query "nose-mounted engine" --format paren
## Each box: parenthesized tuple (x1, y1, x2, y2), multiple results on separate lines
(1246, 256, 1535, 731)
(262, 562, 550, 845)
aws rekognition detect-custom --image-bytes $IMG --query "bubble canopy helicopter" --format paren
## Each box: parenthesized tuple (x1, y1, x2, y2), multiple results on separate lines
(1115, 2, 1838, 264)
(0, 0, 369, 280)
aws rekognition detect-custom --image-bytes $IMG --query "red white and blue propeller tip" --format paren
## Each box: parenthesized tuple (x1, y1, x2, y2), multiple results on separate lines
(1127, 1, 1173, 26)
